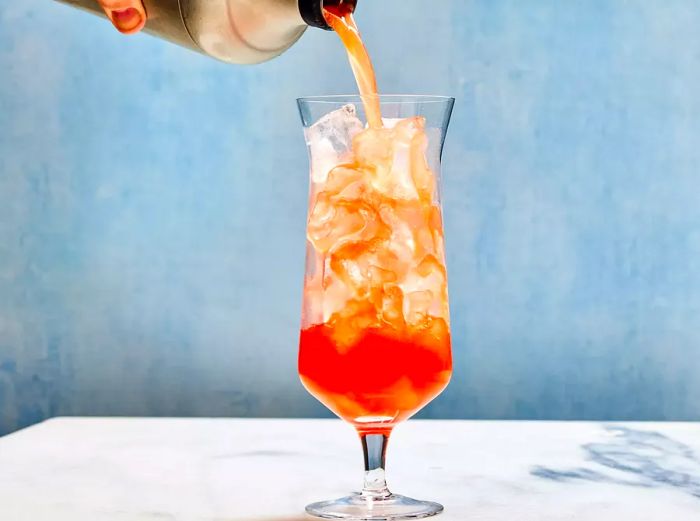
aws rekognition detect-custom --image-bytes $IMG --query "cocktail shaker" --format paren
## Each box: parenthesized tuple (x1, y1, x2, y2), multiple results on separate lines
(54, 0, 357, 64)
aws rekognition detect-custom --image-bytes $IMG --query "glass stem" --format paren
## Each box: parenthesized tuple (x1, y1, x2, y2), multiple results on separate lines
(360, 432, 391, 499)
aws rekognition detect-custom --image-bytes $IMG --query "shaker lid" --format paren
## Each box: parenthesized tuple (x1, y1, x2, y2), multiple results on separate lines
(299, 0, 357, 30)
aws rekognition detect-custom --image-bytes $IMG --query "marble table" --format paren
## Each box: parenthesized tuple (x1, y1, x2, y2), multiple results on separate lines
(0, 418, 698, 520)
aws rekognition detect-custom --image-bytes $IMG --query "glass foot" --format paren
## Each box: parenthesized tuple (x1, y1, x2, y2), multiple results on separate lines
(306, 493, 443, 520)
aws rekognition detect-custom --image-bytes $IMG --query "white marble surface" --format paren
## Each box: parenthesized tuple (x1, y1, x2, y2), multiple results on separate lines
(1, 418, 699, 520)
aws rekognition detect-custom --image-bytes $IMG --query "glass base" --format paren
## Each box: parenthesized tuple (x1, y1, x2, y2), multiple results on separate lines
(305, 493, 443, 520)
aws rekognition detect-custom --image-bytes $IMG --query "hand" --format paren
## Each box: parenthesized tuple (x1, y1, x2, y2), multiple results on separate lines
(97, 0, 146, 34)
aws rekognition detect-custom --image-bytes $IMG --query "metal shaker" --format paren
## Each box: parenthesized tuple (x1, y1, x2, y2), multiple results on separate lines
(54, 0, 357, 64)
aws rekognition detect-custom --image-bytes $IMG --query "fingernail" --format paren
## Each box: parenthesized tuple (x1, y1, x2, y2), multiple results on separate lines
(110, 7, 145, 34)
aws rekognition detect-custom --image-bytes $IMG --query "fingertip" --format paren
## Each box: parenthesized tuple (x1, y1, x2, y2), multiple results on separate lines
(108, 7, 146, 34)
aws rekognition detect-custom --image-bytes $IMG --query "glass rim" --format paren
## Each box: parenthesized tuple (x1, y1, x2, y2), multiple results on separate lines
(297, 94, 455, 105)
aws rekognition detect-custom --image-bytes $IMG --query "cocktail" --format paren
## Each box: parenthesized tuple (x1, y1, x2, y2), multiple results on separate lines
(298, 94, 454, 520)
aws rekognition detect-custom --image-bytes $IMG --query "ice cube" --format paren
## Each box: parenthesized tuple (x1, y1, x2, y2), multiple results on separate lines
(330, 241, 402, 295)
(305, 104, 363, 184)
(400, 254, 448, 319)
(324, 165, 364, 197)
(321, 270, 354, 323)
(307, 195, 366, 253)
(353, 117, 426, 201)
(410, 131, 438, 201)
(404, 290, 433, 325)
(352, 127, 394, 179)
(388, 140, 419, 200)
(390, 118, 427, 200)
(380, 285, 405, 329)
(328, 298, 380, 350)
(390, 203, 439, 260)
(308, 193, 390, 254)
(378, 203, 416, 269)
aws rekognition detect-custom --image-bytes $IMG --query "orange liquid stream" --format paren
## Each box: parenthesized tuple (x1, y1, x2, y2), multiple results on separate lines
(323, 6, 383, 129)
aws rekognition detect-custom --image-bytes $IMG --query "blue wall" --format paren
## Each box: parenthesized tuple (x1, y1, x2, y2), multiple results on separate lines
(1, 0, 699, 434)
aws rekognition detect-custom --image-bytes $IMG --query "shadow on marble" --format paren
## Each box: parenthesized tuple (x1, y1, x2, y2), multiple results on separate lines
(531, 425, 700, 499)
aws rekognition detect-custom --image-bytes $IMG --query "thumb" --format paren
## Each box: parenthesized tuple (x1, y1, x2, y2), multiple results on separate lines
(98, 0, 147, 35)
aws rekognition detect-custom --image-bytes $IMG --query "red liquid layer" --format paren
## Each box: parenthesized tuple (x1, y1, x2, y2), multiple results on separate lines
(299, 321, 452, 433)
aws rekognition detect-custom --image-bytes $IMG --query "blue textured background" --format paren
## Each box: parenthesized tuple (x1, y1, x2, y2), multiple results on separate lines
(1, 1, 699, 435)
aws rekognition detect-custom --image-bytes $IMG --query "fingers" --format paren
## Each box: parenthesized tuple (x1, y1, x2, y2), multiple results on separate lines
(98, 0, 147, 34)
